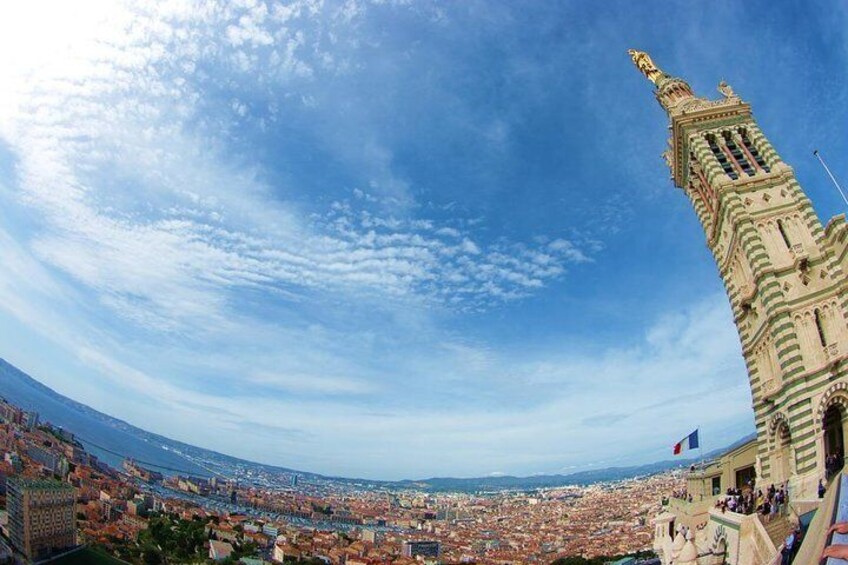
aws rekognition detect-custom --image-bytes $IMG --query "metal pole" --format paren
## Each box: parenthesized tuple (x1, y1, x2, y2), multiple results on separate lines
(813, 150, 848, 207)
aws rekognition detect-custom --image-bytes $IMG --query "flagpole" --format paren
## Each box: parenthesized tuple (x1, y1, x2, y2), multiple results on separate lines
(698, 427, 706, 500)
(813, 150, 848, 207)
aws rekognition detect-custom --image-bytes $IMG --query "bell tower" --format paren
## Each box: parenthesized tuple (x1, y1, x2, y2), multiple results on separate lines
(630, 50, 848, 497)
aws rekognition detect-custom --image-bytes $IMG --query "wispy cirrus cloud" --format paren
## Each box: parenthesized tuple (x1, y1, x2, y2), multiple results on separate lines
(0, 0, 798, 479)
(0, 0, 593, 333)
(249, 371, 375, 395)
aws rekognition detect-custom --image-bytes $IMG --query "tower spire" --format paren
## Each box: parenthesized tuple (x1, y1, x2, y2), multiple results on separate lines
(628, 49, 664, 84)
(628, 49, 696, 114)
(631, 50, 848, 506)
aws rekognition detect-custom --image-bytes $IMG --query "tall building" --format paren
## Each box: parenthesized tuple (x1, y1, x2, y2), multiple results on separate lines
(21, 411, 39, 431)
(27, 445, 69, 477)
(7, 478, 76, 561)
(631, 49, 848, 563)
(402, 540, 440, 558)
(630, 48, 848, 498)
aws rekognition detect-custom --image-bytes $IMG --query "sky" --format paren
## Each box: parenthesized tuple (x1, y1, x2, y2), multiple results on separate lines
(0, 0, 846, 480)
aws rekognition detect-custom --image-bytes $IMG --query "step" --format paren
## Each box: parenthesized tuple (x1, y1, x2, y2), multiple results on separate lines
(763, 515, 792, 549)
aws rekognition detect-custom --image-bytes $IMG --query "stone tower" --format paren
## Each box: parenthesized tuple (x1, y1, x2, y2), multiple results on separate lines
(630, 50, 848, 498)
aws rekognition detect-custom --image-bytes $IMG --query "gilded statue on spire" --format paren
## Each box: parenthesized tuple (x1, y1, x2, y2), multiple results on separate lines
(717, 80, 735, 98)
(628, 49, 663, 84)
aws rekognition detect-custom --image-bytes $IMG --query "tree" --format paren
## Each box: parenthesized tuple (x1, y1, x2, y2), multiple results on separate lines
(142, 548, 164, 565)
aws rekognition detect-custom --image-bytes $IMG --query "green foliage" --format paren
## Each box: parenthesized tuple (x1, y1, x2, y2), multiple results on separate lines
(310, 501, 331, 515)
(48, 546, 127, 565)
(95, 512, 264, 564)
(141, 549, 164, 565)
(101, 513, 210, 564)
(550, 550, 656, 565)
(232, 540, 258, 560)
(139, 514, 208, 561)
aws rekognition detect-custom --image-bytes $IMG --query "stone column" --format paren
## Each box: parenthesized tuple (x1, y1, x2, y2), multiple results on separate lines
(690, 134, 725, 188)
(731, 131, 764, 174)
(744, 123, 780, 169)
(715, 133, 746, 178)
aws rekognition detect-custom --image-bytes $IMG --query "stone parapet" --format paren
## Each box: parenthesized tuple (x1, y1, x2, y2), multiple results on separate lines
(793, 471, 843, 564)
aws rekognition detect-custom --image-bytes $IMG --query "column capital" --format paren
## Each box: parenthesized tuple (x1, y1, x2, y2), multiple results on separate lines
(689, 134, 709, 148)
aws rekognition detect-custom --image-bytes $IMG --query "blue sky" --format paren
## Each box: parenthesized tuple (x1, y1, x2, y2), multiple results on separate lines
(0, 0, 846, 480)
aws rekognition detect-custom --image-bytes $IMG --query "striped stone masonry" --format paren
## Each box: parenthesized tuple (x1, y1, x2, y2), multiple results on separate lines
(663, 86, 848, 496)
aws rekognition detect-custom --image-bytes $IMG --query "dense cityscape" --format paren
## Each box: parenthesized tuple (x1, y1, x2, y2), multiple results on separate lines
(0, 395, 672, 564)
(3, 0, 847, 564)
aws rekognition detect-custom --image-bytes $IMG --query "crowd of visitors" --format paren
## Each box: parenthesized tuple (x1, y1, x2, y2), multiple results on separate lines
(670, 488, 692, 502)
(826, 451, 844, 480)
(715, 483, 788, 522)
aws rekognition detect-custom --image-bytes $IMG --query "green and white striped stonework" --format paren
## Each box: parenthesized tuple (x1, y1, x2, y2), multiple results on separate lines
(660, 79, 848, 498)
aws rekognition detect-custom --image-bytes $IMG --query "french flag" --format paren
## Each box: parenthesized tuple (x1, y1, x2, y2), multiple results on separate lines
(673, 429, 699, 455)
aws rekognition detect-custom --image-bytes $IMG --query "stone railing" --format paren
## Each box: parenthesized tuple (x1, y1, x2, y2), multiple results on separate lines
(669, 495, 720, 531)
(826, 473, 848, 565)
(706, 508, 780, 564)
(739, 512, 780, 565)
(793, 472, 845, 565)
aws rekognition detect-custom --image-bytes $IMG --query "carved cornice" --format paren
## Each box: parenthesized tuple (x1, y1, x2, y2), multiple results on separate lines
(669, 98, 752, 189)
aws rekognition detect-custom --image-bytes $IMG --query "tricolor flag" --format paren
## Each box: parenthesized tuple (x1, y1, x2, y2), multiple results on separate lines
(673, 429, 699, 455)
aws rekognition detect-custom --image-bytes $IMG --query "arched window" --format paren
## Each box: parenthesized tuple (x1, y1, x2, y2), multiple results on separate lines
(723, 132, 754, 176)
(739, 128, 771, 173)
(815, 308, 828, 347)
(706, 134, 738, 180)
(777, 219, 792, 249)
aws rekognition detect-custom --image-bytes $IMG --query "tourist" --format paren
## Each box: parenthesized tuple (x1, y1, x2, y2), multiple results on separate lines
(823, 544, 848, 560)
(819, 479, 827, 499)
(760, 499, 771, 523)
(821, 522, 848, 560)
(791, 524, 803, 563)
(781, 528, 795, 565)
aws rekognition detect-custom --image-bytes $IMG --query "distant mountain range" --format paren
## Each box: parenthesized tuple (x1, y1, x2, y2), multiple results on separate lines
(0, 357, 755, 492)
(393, 433, 758, 492)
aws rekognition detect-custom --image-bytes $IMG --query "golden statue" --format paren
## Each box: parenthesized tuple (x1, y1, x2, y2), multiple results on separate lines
(717, 80, 735, 98)
(628, 49, 664, 84)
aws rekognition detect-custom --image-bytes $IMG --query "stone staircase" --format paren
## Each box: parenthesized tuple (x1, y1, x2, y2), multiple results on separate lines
(763, 514, 792, 551)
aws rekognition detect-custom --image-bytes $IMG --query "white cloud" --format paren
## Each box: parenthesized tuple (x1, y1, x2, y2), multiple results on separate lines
(0, 0, 594, 333)
(248, 371, 375, 395)
(0, 1, 759, 480)
(0, 219, 752, 477)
